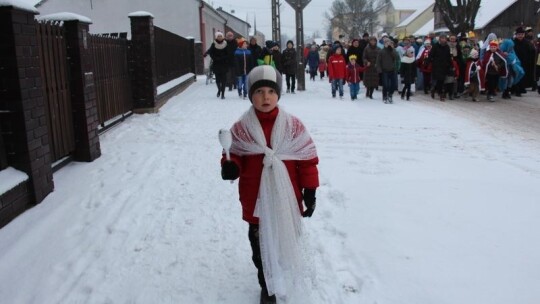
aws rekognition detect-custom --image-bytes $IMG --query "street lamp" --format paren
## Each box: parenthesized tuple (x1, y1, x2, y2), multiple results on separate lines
(284, 0, 311, 91)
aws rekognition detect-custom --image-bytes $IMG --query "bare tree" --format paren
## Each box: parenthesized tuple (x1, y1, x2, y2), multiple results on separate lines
(435, 0, 481, 34)
(325, 0, 383, 40)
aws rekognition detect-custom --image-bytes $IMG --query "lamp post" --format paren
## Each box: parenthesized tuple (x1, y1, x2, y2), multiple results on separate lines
(285, 0, 311, 91)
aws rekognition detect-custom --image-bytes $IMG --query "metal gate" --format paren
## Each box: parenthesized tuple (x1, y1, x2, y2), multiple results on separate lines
(36, 21, 75, 163)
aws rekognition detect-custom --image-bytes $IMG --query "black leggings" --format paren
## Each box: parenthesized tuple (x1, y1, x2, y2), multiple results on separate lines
(215, 71, 227, 94)
(285, 74, 296, 91)
(248, 224, 266, 290)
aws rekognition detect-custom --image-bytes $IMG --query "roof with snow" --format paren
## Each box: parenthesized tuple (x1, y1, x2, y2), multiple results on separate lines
(392, 0, 433, 11)
(414, 18, 434, 36)
(473, 0, 518, 29)
(397, 2, 434, 27)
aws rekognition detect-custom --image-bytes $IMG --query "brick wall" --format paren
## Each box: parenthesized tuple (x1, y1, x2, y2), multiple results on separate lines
(0, 181, 31, 228)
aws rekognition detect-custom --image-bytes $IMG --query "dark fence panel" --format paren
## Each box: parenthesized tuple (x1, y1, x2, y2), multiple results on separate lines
(36, 21, 75, 163)
(0, 124, 6, 170)
(154, 26, 193, 86)
(89, 33, 133, 125)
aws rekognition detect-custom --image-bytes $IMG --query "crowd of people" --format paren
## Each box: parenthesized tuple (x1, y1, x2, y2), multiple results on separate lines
(205, 27, 540, 104)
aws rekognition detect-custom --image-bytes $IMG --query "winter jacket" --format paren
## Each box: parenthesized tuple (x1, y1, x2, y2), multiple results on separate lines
(417, 48, 432, 73)
(346, 63, 368, 84)
(464, 58, 485, 90)
(281, 47, 298, 75)
(376, 47, 398, 73)
(248, 43, 263, 61)
(399, 56, 417, 84)
(481, 50, 508, 78)
(362, 44, 380, 87)
(429, 42, 452, 82)
(234, 48, 254, 77)
(224, 107, 319, 224)
(206, 39, 230, 74)
(513, 37, 536, 87)
(346, 42, 363, 64)
(306, 50, 320, 71)
(327, 53, 347, 80)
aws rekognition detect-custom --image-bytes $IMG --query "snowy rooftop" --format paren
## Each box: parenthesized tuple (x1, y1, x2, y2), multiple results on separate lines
(414, 18, 434, 36)
(0, 0, 38, 12)
(392, 0, 433, 11)
(396, 2, 434, 28)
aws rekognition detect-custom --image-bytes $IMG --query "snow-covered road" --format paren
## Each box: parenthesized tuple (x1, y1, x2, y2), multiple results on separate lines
(1, 77, 539, 304)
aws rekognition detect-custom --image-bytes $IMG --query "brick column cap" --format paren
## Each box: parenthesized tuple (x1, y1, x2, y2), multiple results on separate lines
(38, 12, 92, 24)
(128, 11, 154, 18)
(0, 0, 39, 14)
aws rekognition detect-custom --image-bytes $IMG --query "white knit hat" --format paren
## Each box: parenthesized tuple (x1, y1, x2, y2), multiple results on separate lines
(247, 65, 282, 102)
(215, 31, 224, 39)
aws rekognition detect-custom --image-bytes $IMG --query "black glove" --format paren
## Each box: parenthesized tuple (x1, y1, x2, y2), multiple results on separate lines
(221, 160, 239, 180)
(302, 188, 316, 217)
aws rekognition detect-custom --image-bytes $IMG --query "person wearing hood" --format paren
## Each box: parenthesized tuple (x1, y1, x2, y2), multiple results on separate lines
(399, 48, 417, 100)
(205, 31, 231, 99)
(499, 38, 525, 99)
(258, 41, 281, 71)
(281, 40, 298, 93)
(362, 36, 381, 99)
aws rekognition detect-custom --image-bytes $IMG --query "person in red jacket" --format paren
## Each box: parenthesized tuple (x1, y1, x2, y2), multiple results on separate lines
(328, 45, 347, 99)
(481, 40, 508, 101)
(220, 65, 319, 304)
(346, 55, 370, 100)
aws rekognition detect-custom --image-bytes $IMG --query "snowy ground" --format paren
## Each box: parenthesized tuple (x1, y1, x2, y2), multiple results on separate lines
(1, 76, 539, 304)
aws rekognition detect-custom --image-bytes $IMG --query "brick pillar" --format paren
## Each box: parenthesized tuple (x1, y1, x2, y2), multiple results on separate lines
(194, 41, 204, 75)
(129, 13, 158, 113)
(63, 19, 101, 161)
(0, 6, 53, 203)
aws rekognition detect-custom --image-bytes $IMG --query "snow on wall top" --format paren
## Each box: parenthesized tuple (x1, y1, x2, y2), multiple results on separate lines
(38, 12, 92, 23)
(0, 167, 29, 196)
(128, 11, 154, 18)
(0, 0, 39, 13)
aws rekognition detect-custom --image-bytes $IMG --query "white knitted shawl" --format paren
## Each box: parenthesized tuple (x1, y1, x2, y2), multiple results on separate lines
(229, 106, 317, 301)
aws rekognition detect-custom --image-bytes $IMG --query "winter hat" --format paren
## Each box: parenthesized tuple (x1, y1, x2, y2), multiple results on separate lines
(470, 49, 479, 59)
(215, 31, 224, 39)
(286, 40, 294, 47)
(515, 27, 525, 34)
(348, 54, 357, 61)
(363, 32, 369, 38)
(247, 65, 282, 102)
(265, 40, 277, 49)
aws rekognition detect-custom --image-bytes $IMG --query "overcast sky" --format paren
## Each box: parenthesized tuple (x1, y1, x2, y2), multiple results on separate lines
(208, 0, 331, 38)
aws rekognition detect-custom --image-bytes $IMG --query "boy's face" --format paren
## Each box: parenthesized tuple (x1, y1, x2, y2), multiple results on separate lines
(350, 58, 356, 64)
(489, 45, 498, 52)
(251, 87, 278, 113)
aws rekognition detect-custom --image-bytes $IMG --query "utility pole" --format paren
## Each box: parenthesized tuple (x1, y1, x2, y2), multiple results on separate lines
(271, 0, 281, 45)
(285, 0, 311, 91)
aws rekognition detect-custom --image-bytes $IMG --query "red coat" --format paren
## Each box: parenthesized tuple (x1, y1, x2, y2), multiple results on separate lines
(346, 63, 368, 83)
(223, 107, 319, 224)
(328, 54, 347, 80)
(417, 48, 432, 73)
(464, 58, 485, 90)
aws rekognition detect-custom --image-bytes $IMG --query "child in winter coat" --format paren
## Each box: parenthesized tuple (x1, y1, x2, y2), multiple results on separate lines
(416, 39, 433, 94)
(328, 45, 347, 99)
(234, 39, 255, 99)
(318, 45, 329, 79)
(399, 48, 417, 100)
(481, 40, 508, 101)
(346, 55, 369, 100)
(306, 45, 320, 81)
(220, 65, 319, 304)
(464, 49, 483, 102)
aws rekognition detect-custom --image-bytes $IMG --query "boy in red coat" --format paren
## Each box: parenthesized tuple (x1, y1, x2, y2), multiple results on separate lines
(328, 45, 347, 99)
(220, 65, 319, 304)
(463, 49, 484, 101)
(346, 55, 370, 100)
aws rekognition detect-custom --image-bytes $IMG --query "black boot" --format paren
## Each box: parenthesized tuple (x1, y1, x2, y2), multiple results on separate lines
(260, 288, 276, 304)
